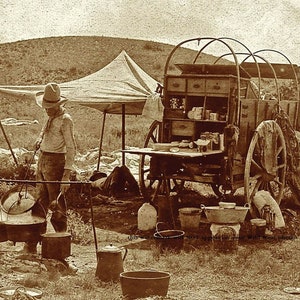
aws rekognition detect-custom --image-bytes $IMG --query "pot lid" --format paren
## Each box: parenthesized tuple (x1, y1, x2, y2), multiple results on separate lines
(1, 188, 36, 215)
(101, 244, 121, 253)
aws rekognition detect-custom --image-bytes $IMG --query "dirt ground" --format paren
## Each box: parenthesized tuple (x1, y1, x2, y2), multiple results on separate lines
(0, 188, 299, 299)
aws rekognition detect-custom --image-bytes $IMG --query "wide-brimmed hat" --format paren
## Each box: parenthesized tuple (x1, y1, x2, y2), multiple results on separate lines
(36, 82, 68, 108)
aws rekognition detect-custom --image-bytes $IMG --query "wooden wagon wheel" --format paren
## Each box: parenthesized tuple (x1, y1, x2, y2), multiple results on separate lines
(139, 120, 162, 196)
(244, 120, 287, 207)
(139, 120, 185, 197)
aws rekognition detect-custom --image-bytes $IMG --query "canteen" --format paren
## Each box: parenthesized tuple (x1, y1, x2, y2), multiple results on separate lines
(95, 243, 127, 282)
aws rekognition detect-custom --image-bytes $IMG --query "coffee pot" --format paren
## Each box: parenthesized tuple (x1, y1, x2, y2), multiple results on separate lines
(95, 244, 127, 282)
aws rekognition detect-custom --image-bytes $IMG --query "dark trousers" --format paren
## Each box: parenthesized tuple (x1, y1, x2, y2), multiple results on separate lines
(32, 152, 67, 232)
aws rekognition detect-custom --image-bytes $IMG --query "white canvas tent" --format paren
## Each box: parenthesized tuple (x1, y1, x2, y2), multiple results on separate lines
(0, 50, 163, 168)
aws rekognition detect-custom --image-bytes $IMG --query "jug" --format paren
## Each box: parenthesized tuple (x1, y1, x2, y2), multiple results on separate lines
(138, 202, 157, 231)
(95, 244, 127, 282)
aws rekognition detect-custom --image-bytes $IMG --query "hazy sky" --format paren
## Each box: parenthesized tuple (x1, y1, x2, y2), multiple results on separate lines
(1, 0, 300, 63)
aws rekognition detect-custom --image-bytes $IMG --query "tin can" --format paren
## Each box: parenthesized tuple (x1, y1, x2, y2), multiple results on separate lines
(209, 112, 218, 121)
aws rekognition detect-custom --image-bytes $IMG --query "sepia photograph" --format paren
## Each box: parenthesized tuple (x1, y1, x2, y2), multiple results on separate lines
(0, 0, 299, 299)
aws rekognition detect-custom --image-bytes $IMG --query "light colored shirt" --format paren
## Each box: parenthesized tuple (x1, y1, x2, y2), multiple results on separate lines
(40, 110, 76, 170)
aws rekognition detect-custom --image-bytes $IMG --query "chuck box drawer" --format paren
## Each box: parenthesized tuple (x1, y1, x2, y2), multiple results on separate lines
(171, 120, 194, 136)
(167, 77, 186, 92)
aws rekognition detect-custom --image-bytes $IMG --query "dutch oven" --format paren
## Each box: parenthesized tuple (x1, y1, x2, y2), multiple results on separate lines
(1, 184, 37, 215)
(4, 215, 46, 243)
(1, 184, 46, 243)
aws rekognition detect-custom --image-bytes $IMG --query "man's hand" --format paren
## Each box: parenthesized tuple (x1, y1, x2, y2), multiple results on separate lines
(60, 169, 71, 194)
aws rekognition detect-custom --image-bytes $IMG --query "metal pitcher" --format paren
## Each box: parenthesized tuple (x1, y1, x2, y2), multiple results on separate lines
(95, 244, 127, 282)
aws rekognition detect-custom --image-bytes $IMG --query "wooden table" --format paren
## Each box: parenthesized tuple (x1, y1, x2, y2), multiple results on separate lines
(123, 148, 224, 227)
(123, 147, 223, 158)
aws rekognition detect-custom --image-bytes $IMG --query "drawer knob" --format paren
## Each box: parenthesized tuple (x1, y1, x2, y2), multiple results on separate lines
(193, 83, 200, 89)
(172, 82, 180, 88)
(213, 85, 221, 90)
(242, 104, 248, 109)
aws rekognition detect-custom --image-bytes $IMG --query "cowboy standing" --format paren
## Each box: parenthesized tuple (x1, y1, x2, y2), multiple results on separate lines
(24, 82, 76, 253)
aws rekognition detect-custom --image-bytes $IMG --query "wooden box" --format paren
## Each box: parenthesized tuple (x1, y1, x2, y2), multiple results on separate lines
(164, 108, 185, 119)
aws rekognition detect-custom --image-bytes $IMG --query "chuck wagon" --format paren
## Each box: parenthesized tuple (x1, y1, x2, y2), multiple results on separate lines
(127, 37, 300, 212)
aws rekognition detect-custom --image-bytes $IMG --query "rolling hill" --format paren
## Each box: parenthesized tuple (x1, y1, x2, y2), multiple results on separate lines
(0, 35, 218, 85)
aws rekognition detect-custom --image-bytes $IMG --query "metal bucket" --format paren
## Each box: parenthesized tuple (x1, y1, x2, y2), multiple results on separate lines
(154, 229, 185, 253)
(41, 232, 71, 259)
(120, 270, 170, 299)
(250, 218, 267, 238)
(179, 207, 201, 230)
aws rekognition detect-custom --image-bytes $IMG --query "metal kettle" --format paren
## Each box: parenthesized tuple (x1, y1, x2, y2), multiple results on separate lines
(95, 243, 127, 282)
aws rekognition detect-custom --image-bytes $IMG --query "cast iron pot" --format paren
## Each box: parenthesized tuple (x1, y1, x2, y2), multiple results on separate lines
(41, 232, 71, 259)
(4, 216, 46, 243)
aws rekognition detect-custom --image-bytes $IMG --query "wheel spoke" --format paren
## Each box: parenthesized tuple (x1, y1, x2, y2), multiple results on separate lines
(245, 121, 286, 207)
(139, 121, 162, 196)
(276, 145, 283, 156)
(267, 182, 279, 199)
(249, 176, 263, 198)
(276, 163, 285, 170)
(273, 178, 283, 187)
(251, 158, 263, 172)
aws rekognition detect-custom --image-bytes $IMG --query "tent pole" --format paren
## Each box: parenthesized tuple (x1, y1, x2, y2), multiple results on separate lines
(96, 111, 106, 172)
(0, 120, 18, 167)
(122, 104, 125, 166)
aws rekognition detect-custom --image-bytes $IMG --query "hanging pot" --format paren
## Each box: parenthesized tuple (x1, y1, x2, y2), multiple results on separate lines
(1, 184, 37, 215)
(4, 215, 46, 243)
(95, 244, 128, 282)
(41, 232, 72, 259)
